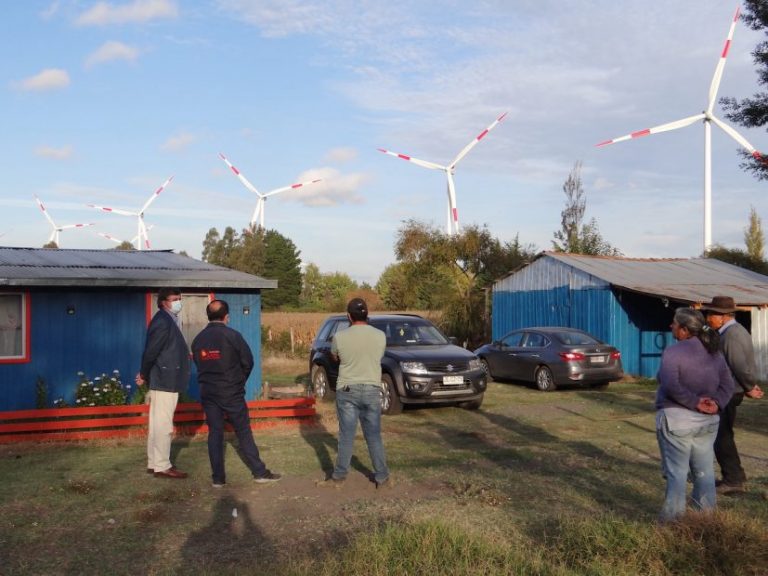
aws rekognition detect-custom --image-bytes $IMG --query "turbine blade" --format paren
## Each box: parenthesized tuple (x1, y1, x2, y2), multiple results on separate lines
(377, 148, 445, 171)
(710, 114, 764, 159)
(98, 232, 123, 244)
(596, 114, 705, 146)
(708, 6, 741, 114)
(58, 223, 95, 230)
(87, 204, 137, 217)
(139, 176, 173, 214)
(450, 111, 508, 168)
(34, 196, 57, 227)
(263, 178, 323, 198)
(219, 153, 264, 197)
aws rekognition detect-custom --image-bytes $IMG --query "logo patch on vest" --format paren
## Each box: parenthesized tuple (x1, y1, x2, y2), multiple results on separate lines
(199, 349, 221, 361)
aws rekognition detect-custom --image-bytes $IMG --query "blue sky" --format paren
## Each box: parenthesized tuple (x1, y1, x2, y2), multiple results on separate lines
(1, 1, 765, 284)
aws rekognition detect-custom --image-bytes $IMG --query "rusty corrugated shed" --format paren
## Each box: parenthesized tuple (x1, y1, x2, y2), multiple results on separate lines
(540, 253, 768, 306)
(0, 247, 277, 289)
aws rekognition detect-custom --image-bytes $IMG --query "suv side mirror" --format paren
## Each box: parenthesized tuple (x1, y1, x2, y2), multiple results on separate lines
(448, 336, 458, 345)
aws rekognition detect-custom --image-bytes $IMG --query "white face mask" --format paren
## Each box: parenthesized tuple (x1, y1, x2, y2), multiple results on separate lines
(170, 300, 183, 315)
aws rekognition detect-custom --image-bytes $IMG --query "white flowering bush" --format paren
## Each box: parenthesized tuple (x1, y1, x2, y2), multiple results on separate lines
(73, 370, 131, 407)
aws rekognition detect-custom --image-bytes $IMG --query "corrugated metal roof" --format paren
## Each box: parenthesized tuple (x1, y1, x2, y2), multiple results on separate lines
(542, 252, 768, 306)
(0, 247, 277, 289)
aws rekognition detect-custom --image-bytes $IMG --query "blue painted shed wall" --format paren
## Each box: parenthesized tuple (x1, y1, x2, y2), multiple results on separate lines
(0, 289, 264, 410)
(491, 286, 675, 378)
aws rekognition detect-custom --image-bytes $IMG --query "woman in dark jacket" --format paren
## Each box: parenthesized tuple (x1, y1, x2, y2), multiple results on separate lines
(655, 307, 734, 522)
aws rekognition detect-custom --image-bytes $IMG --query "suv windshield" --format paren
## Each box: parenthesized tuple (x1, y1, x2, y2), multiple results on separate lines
(368, 318, 448, 346)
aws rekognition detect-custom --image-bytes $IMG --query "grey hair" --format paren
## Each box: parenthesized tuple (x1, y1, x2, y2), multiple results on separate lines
(673, 307, 720, 354)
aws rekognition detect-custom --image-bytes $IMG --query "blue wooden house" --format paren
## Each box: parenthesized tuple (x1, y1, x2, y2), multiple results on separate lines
(0, 247, 276, 410)
(492, 253, 768, 379)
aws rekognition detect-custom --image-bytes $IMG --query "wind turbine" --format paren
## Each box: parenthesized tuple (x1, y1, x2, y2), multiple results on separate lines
(378, 112, 508, 235)
(34, 196, 94, 246)
(596, 6, 763, 251)
(219, 153, 323, 230)
(97, 225, 153, 247)
(87, 176, 173, 250)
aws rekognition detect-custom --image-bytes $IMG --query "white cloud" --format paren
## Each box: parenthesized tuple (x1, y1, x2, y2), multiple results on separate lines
(12, 69, 70, 92)
(40, 1, 60, 20)
(324, 147, 357, 163)
(161, 132, 197, 152)
(284, 167, 368, 207)
(35, 145, 74, 160)
(76, 0, 178, 26)
(85, 41, 140, 68)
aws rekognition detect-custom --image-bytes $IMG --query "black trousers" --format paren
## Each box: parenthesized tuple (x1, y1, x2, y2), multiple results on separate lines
(714, 392, 746, 484)
(202, 395, 268, 484)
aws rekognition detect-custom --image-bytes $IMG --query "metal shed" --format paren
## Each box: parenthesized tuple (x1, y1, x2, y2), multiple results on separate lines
(492, 253, 768, 379)
(0, 247, 276, 410)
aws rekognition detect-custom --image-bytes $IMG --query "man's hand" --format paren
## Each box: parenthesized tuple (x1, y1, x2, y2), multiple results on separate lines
(135, 373, 146, 387)
(696, 397, 719, 414)
(746, 384, 764, 399)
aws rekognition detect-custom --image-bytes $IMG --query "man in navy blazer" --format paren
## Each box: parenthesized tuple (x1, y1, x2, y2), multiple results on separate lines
(136, 287, 191, 479)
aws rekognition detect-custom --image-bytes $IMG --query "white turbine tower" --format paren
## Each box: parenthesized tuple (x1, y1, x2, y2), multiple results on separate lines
(378, 112, 508, 235)
(88, 176, 173, 250)
(219, 153, 323, 230)
(34, 196, 94, 247)
(597, 6, 763, 251)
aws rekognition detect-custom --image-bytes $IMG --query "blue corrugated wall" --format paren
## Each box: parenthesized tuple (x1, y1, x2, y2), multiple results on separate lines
(0, 289, 263, 410)
(491, 286, 674, 378)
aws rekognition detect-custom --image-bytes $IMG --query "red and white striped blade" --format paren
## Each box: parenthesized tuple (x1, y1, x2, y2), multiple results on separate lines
(34, 196, 57, 227)
(710, 114, 764, 159)
(98, 232, 123, 244)
(219, 153, 264, 198)
(450, 111, 508, 168)
(263, 178, 323, 198)
(87, 203, 137, 217)
(59, 223, 95, 230)
(140, 176, 174, 214)
(377, 148, 444, 171)
(708, 6, 741, 114)
(596, 113, 705, 146)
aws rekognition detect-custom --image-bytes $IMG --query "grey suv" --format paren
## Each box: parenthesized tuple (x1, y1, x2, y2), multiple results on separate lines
(309, 314, 487, 414)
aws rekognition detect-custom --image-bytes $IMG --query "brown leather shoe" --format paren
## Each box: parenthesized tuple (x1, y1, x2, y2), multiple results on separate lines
(154, 467, 188, 479)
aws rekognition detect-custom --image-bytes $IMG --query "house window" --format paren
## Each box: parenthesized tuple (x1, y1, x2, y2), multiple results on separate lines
(0, 293, 29, 363)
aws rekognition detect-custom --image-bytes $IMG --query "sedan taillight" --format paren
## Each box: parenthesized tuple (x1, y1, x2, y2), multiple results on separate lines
(610, 351, 621, 359)
(559, 352, 585, 361)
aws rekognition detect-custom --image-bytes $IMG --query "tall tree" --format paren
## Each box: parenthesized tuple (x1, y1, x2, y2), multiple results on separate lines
(721, 0, 768, 180)
(552, 162, 622, 256)
(393, 220, 536, 347)
(261, 229, 302, 309)
(745, 205, 765, 261)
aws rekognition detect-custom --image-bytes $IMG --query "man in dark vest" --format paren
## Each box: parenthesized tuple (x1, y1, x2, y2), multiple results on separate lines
(192, 299, 281, 487)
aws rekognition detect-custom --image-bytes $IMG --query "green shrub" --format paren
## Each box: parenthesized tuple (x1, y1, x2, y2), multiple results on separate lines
(73, 370, 130, 407)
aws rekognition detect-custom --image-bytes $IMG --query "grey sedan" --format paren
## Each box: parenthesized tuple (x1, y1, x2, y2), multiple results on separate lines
(474, 327, 623, 391)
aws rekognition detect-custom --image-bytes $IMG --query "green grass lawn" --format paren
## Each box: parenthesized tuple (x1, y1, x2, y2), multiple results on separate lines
(2, 378, 767, 575)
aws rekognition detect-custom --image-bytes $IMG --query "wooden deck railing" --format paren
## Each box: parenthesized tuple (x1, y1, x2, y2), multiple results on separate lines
(0, 397, 316, 443)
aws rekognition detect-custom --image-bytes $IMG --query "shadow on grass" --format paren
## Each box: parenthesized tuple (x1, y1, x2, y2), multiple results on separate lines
(177, 494, 275, 574)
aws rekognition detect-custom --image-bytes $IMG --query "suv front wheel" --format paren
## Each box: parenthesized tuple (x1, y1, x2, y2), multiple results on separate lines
(380, 373, 403, 415)
(311, 365, 331, 400)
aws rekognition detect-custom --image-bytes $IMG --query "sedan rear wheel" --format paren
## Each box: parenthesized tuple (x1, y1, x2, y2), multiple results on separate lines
(480, 358, 494, 382)
(535, 366, 556, 392)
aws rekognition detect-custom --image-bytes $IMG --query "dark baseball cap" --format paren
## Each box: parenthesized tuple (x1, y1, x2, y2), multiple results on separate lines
(347, 297, 367, 315)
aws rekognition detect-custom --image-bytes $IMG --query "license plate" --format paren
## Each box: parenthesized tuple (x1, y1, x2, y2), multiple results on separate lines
(590, 356, 607, 364)
(443, 375, 464, 385)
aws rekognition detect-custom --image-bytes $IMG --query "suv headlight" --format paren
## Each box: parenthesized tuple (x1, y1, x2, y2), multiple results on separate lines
(468, 358, 483, 371)
(400, 361, 428, 374)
